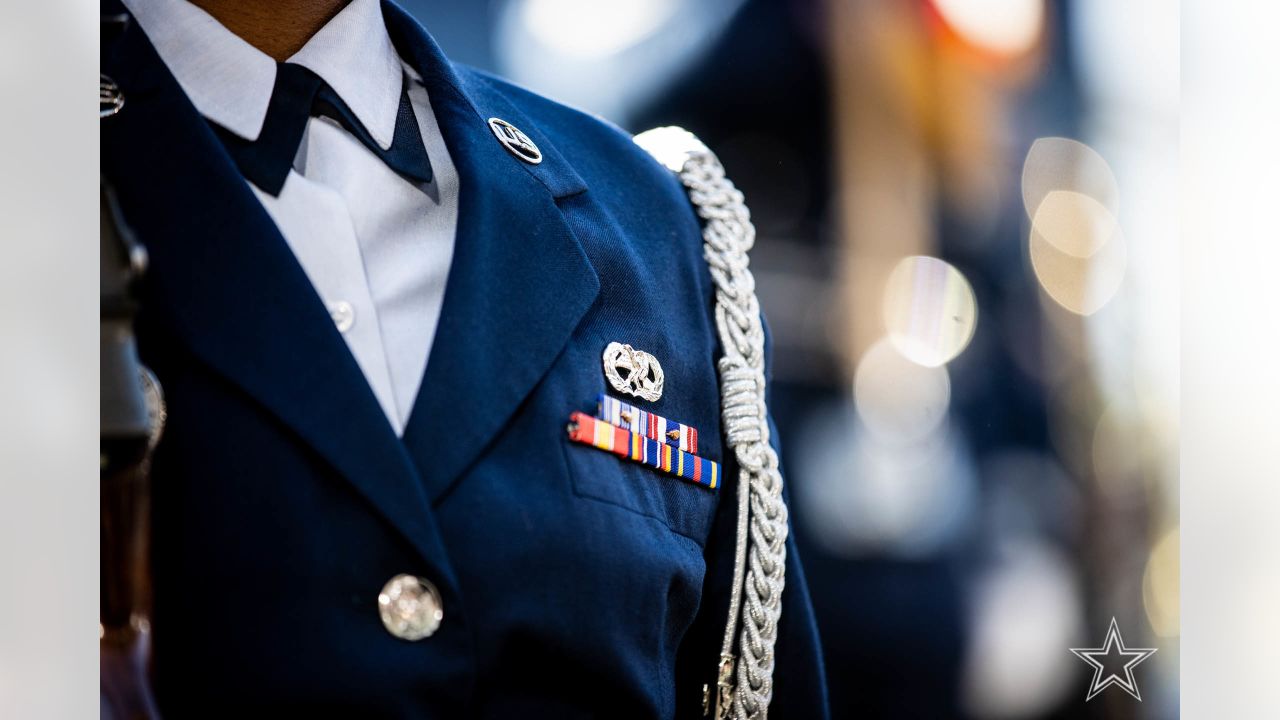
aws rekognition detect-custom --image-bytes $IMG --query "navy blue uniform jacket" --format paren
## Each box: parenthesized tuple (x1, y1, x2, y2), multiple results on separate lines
(101, 1, 828, 717)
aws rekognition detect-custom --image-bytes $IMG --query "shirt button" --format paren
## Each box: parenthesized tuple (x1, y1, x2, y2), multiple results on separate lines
(328, 301, 355, 333)
(378, 574, 443, 641)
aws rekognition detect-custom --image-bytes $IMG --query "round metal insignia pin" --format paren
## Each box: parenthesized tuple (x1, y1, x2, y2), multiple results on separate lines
(488, 118, 542, 165)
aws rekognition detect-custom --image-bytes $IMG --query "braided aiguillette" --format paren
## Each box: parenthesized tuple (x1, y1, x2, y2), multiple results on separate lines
(633, 128, 789, 720)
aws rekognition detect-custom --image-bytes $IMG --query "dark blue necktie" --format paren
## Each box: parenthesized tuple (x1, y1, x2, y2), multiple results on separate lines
(214, 62, 433, 196)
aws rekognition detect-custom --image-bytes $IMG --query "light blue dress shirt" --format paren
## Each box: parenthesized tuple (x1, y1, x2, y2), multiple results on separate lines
(122, 0, 460, 435)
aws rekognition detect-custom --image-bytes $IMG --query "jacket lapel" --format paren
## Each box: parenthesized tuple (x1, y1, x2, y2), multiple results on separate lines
(100, 9, 451, 573)
(386, 3, 601, 501)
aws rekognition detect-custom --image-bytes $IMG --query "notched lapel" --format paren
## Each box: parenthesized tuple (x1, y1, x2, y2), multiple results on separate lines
(401, 163, 600, 503)
(101, 17, 451, 575)
(389, 5, 600, 501)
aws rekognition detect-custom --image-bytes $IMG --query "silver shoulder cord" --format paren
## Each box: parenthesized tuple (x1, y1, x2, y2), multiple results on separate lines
(634, 128, 790, 720)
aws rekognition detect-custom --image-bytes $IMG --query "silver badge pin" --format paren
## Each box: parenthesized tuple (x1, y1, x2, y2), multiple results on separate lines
(488, 118, 542, 165)
(602, 342, 664, 403)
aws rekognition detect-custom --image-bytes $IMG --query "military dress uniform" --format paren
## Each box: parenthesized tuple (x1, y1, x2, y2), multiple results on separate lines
(100, 0, 828, 717)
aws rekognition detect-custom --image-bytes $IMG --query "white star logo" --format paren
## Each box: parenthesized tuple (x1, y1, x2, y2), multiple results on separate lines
(1069, 617, 1158, 701)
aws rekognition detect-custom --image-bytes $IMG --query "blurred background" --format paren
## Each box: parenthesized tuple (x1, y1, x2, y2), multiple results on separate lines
(398, 0, 1179, 716)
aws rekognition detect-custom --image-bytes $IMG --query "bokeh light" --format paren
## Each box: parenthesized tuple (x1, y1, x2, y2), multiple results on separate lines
(1029, 199, 1127, 315)
(961, 541, 1084, 719)
(795, 408, 976, 558)
(930, 0, 1045, 57)
(854, 338, 951, 443)
(519, 0, 678, 59)
(882, 255, 978, 367)
(1031, 190, 1119, 258)
(1143, 526, 1179, 638)
(1021, 137, 1120, 222)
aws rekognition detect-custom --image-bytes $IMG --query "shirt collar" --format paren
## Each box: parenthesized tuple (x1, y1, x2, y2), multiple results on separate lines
(121, 0, 403, 149)
(287, 0, 403, 150)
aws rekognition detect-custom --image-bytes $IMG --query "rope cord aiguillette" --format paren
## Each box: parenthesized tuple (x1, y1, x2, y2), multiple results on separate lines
(633, 128, 789, 720)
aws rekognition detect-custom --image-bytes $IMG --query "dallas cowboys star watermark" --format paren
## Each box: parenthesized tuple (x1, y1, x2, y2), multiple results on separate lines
(1069, 617, 1158, 701)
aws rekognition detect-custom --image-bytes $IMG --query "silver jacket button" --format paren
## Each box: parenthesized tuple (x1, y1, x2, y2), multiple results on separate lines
(378, 574, 443, 641)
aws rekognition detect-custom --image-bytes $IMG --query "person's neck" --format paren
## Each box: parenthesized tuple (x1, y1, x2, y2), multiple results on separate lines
(189, 0, 352, 62)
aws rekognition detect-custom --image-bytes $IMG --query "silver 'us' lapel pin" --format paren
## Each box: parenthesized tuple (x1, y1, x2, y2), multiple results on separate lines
(488, 118, 542, 165)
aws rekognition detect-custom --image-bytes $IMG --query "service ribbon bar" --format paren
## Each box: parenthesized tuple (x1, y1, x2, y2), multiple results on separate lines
(567, 411, 719, 491)
(596, 393, 699, 454)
